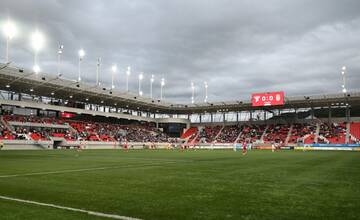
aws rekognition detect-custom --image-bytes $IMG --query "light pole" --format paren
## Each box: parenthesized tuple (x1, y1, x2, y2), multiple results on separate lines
(31, 30, 45, 74)
(160, 77, 165, 100)
(57, 44, 63, 76)
(126, 66, 131, 92)
(138, 72, 143, 96)
(2, 19, 17, 63)
(191, 81, 195, 104)
(341, 66, 347, 94)
(78, 49, 85, 82)
(111, 64, 117, 89)
(96, 57, 101, 86)
(150, 74, 154, 99)
(204, 81, 208, 102)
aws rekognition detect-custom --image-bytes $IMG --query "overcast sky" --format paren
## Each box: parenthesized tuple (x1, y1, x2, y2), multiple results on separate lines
(0, 0, 359, 103)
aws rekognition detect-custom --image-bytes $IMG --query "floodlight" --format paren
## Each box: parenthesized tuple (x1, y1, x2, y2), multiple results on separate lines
(78, 49, 85, 58)
(3, 20, 17, 40)
(31, 30, 45, 52)
(111, 65, 117, 72)
(33, 64, 40, 73)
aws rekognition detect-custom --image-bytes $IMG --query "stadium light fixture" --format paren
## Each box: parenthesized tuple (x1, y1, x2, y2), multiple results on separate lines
(31, 30, 45, 74)
(191, 81, 195, 104)
(33, 64, 40, 74)
(126, 66, 131, 92)
(111, 64, 117, 89)
(31, 30, 45, 52)
(57, 44, 64, 76)
(96, 57, 101, 86)
(341, 66, 347, 94)
(160, 77, 165, 100)
(78, 49, 85, 81)
(204, 81, 208, 103)
(2, 19, 17, 63)
(138, 72, 144, 96)
(150, 74, 155, 99)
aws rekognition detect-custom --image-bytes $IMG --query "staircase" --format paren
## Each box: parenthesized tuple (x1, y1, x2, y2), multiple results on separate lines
(234, 131, 243, 144)
(212, 126, 224, 144)
(314, 123, 320, 143)
(285, 124, 293, 145)
(189, 131, 200, 145)
(181, 127, 198, 139)
(346, 122, 350, 144)
(260, 125, 269, 143)
(0, 116, 13, 132)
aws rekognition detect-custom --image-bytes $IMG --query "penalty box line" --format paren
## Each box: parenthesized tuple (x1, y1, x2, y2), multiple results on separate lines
(0, 195, 142, 220)
(0, 161, 177, 178)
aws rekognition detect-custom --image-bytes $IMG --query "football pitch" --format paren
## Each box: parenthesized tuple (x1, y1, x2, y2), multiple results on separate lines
(0, 149, 359, 220)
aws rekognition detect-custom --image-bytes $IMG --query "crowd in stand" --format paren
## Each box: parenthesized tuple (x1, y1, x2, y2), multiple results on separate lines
(215, 125, 241, 143)
(3, 115, 66, 125)
(0, 124, 15, 140)
(186, 122, 352, 145)
(197, 126, 222, 143)
(318, 123, 346, 144)
(0, 113, 356, 145)
(263, 124, 290, 143)
(237, 125, 266, 143)
(0, 114, 169, 142)
(288, 123, 317, 143)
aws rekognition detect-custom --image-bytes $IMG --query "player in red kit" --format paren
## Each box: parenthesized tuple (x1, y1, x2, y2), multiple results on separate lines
(123, 139, 128, 151)
(242, 141, 247, 155)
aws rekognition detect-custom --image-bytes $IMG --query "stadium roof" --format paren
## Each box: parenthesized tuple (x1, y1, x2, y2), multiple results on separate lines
(1, 63, 359, 114)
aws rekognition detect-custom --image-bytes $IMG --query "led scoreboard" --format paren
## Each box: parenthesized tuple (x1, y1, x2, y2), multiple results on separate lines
(251, 91, 285, 107)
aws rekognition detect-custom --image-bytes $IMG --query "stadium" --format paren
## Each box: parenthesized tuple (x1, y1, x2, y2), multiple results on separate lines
(1, 1, 360, 220)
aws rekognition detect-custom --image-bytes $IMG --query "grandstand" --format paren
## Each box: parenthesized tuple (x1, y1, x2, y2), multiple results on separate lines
(0, 63, 360, 150)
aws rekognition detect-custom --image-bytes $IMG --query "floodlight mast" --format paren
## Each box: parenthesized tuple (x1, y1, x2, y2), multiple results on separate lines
(126, 66, 131, 92)
(191, 81, 195, 104)
(96, 57, 101, 86)
(150, 75, 154, 99)
(138, 72, 144, 96)
(111, 64, 117, 89)
(3, 19, 17, 63)
(341, 66, 347, 94)
(78, 49, 85, 81)
(204, 81, 208, 102)
(31, 30, 45, 74)
(160, 77, 165, 100)
(57, 44, 63, 76)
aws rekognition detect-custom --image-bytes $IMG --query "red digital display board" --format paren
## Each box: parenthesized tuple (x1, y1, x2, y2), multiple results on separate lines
(60, 112, 77, 118)
(251, 91, 285, 107)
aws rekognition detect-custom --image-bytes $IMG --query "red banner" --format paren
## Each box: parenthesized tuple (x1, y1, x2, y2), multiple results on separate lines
(251, 91, 284, 107)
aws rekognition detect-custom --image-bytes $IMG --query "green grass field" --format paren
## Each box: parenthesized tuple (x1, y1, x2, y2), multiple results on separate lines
(0, 149, 359, 220)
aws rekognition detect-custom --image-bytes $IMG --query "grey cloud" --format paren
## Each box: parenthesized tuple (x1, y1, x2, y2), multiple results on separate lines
(0, 0, 359, 103)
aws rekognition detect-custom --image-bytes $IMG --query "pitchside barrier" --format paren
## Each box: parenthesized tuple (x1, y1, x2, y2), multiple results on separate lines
(0, 140, 173, 150)
(295, 144, 360, 151)
(1, 140, 360, 151)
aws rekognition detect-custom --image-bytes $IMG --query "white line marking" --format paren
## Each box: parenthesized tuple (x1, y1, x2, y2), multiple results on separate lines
(0, 162, 175, 178)
(0, 195, 142, 220)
